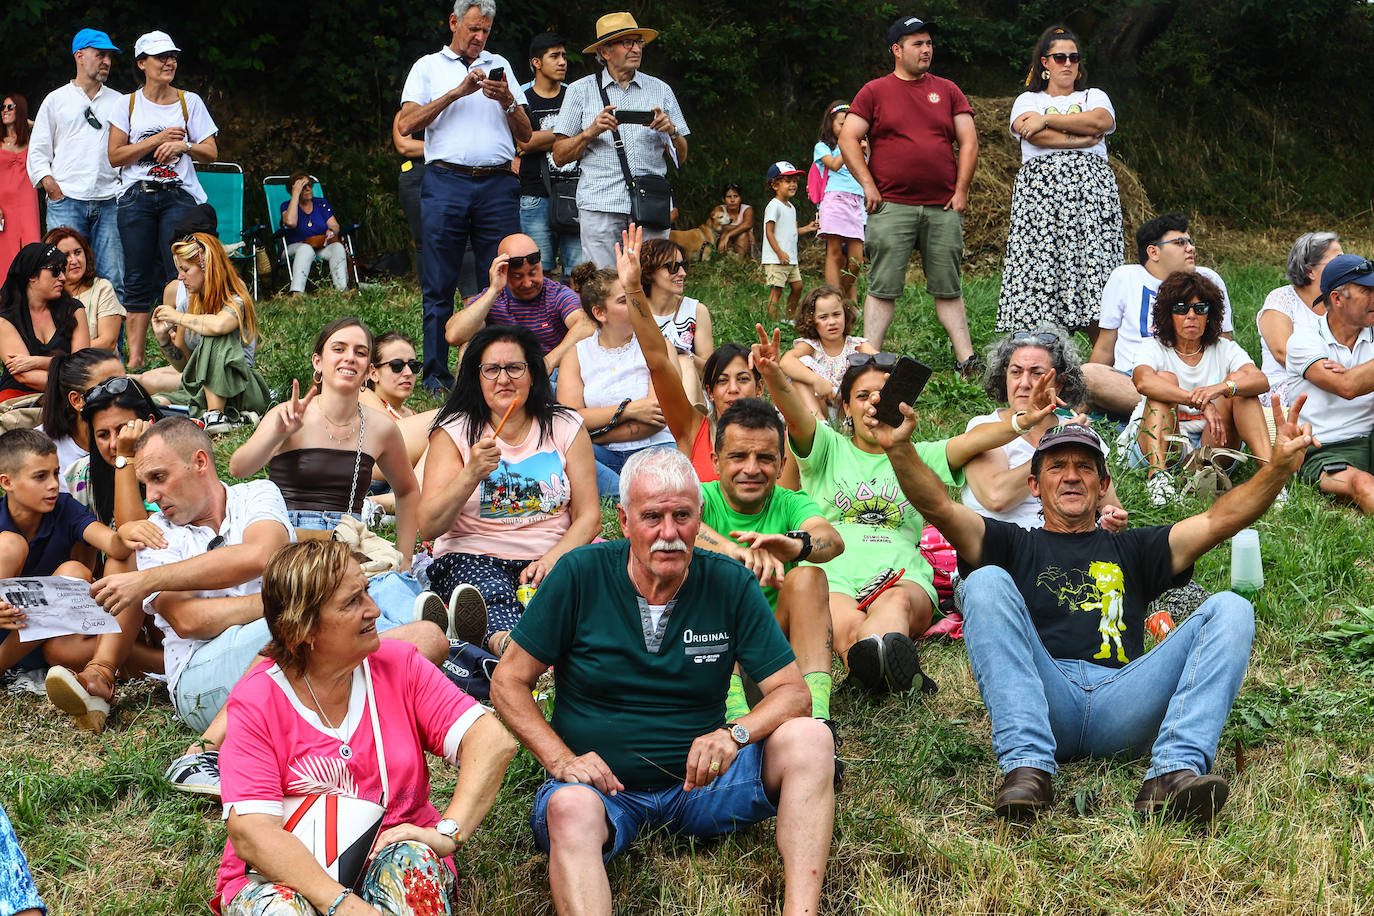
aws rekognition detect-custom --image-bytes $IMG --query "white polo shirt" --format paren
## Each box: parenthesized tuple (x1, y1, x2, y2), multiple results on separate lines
(26, 82, 125, 200)
(401, 45, 527, 167)
(1097, 264, 1234, 372)
(137, 478, 294, 693)
(1285, 316, 1374, 444)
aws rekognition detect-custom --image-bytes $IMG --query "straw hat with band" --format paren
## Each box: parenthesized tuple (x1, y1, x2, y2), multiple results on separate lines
(583, 12, 658, 54)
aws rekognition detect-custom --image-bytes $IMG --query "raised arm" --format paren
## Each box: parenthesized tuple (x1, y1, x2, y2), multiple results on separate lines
(944, 371, 1062, 470)
(751, 324, 818, 455)
(445, 257, 505, 348)
(1168, 397, 1312, 575)
(228, 380, 316, 478)
(417, 425, 496, 541)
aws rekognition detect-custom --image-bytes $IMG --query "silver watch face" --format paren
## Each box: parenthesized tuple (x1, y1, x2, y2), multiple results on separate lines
(436, 818, 458, 838)
(729, 723, 750, 746)
(114, 456, 128, 469)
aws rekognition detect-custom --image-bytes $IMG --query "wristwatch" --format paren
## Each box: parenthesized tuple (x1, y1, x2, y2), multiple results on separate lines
(785, 529, 813, 562)
(114, 455, 130, 469)
(504, 99, 519, 115)
(435, 818, 461, 842)
(724, 722, 750, 747)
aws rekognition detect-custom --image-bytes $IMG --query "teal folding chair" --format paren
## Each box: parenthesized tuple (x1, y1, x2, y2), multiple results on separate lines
(263, 174, 362, 288)
(193, 161, 266, 298)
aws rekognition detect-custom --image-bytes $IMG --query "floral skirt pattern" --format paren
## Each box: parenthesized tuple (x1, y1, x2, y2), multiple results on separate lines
(996, 151, 1124, 332)
(225, 840, 452, 915)
(0, 804, 45, 916)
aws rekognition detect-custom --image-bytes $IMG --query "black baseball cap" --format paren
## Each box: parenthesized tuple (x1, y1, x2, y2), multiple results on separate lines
(888, 15, 936, 46)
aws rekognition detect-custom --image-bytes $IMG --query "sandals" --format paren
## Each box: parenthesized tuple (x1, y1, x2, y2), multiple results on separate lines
(45, 663, 115, 733)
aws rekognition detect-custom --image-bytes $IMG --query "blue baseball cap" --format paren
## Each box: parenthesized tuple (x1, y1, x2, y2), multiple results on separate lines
(72, 29, 120, 54)
(766, 161, 803, 181)
(1318, 253, 1374, 303)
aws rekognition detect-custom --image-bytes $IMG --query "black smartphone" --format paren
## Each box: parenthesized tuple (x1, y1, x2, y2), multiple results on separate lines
(614, 109, 654, 125)
(873, 357, 934, 428)
(487, 66, 506, 82)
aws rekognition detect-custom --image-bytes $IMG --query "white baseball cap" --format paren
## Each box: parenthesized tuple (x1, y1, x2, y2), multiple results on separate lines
(134, 31, 180, 58)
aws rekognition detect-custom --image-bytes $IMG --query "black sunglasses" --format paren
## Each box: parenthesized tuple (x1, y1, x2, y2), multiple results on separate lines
(1324, 258, 1374, 295)
(1169, 301, 1213, 315)
(84, 106, 102, 129)
(207, 534, 227, 551)
(1009, 330, 1059, 347)
(83, 376, 136, 403)
(506, 250, 541, 269)
(377, 358, 422, 374)
(1047, 52, 1081, 64)
(662, 259, 688, 274)
(847, 351, 899, 370)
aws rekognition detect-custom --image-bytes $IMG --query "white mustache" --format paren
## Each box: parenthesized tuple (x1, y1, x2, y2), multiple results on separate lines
(651, 538, 688, 552)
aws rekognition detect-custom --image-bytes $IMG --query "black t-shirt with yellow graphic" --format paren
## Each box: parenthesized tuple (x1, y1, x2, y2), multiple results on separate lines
(961, 520, 1192, 667)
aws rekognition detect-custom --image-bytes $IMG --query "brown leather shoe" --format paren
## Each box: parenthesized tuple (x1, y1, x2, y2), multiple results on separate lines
(994, 767, 1054, 820)
(1133, 769, 1229, 822)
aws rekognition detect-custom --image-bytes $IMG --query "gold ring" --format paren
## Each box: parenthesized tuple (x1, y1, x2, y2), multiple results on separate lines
(708, 760, 720, 773)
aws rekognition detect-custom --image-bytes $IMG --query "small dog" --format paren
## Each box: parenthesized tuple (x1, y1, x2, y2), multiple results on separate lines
(669, 209, 731, 262)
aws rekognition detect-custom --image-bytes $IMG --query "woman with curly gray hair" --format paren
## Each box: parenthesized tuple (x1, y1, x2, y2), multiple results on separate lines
(1257, 231, 1342, 406)
(963, 325, 1127, 529)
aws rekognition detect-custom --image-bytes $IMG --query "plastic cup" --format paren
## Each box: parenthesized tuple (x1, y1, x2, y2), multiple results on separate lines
(1230, 528, 1263, 595)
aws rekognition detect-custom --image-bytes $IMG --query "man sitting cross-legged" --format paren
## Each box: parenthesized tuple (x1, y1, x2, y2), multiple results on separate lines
(866, 393, 1313, 822)
(693, 398, 844, 734)
(56, 417, 445, 794)
(491, 447, 834, 916)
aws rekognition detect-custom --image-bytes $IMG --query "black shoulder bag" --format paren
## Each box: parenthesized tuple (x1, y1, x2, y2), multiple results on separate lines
(541, 157, 581, 235)
(597, 77, 673, 230)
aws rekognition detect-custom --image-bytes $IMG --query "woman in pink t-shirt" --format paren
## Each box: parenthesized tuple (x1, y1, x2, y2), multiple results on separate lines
(419, 325, 600, 660)
(217, 539, 516, 916)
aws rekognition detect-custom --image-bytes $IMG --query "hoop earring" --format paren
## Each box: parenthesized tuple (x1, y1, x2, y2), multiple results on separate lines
(313, 370, 323, 384)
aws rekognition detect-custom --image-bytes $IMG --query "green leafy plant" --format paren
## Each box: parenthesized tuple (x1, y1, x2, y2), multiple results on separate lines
(1316, 605, 1374, 672)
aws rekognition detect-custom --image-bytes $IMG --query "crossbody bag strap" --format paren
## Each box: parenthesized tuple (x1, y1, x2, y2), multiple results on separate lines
(363, 658, 389, 807)
(596, 77, 637, 195)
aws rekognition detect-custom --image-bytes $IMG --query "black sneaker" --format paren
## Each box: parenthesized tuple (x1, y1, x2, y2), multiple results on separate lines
(821, 718, 845, 793)
(954, 353, 986, 382)
(882, 632, 938, 695)
(846, 635, 887, 693)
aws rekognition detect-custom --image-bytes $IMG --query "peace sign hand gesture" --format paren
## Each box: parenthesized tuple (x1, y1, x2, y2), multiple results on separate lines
(274, 378, 318, 438)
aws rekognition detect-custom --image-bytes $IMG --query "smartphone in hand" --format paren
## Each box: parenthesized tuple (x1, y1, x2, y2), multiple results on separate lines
(873, 357, 934, 428)
(487, 66, 506, 82)
(614, 109, 655, 125)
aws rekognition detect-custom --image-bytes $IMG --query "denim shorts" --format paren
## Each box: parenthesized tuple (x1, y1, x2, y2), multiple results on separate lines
(530, 739, 776, 862)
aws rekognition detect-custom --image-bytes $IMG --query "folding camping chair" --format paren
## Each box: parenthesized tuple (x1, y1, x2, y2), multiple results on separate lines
(263, 175, 362, 289)
(193, 161, 266, 299)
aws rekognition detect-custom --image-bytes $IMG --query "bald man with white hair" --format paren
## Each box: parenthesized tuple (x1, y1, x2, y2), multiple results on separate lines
(445, 232, 593, 373)
(491, 447, 833, 916)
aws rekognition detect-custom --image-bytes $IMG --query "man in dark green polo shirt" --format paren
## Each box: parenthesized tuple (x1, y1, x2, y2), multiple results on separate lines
(695, 398, 844, 723)
(491, 446, 834, 914)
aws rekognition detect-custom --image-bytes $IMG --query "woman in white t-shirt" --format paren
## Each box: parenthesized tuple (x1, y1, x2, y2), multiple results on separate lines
(1132, 271, 1271, 504)
(107, 31, 218, 370)
(558, 261, 676, 498)
(43, 227, 125, 350)
(1257, 231, 1343, 406)
(998, 26, 1123, 335)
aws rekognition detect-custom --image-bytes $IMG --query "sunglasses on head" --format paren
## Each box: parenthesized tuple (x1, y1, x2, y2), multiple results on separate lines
(1010, 330, 1059, 347)
(1325, 258, 1374, 294)
(846, 351, 899, 370)
(83, 106, 101, 129)
(1169, 301, 1213, 315)
(506, 250, 541, 269)
(377, 358, 422, 374)
(1047, 52, 1081, 64)
(83, 377, 137, 404)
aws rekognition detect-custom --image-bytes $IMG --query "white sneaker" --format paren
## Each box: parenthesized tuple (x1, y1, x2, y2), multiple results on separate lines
(1147, 473, 1177, 507)
(412, 590, 448, 631)
(165, 751, 221, 796)
(447, 584, 488, 645)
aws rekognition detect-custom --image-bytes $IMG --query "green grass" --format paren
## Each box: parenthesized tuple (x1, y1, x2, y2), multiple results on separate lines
(4, 251, 1374, 914)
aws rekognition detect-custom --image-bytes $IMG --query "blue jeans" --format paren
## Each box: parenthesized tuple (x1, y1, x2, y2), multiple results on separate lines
(519, 195, 582, 276)
(961, 566, 1253, 779)
(530, 739, 777, 862)
(419, 167, 520, 390)
(46, 195, 125, 301)
(116, 185, 196, 311)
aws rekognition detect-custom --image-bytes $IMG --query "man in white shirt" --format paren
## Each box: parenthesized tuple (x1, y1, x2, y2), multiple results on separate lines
(1284, 254, 1374, 513)
(397, 0, 533, 394)
(1086, 213, 1235, 415)
(27, 29, 126, 299)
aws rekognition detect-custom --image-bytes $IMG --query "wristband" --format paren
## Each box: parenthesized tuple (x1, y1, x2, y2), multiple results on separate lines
(326, 889, 352, 916)
(1225, 379, 1238, 398)
(589, 398, 632, 437)
(1009, 410, 1031, 435)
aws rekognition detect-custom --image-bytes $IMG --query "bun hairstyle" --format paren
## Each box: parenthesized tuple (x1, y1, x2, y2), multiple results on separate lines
(568, 261, 620, 325)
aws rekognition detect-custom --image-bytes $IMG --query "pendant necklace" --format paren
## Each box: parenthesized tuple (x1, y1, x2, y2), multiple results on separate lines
(303, 672, 353, 759)
(322, 403, 361, 444)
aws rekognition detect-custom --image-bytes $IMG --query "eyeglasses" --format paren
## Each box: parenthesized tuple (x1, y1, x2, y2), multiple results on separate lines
(377, 358, 422, 374)
(83, 377, 136, 404)
(150, 51, 179, 62)
(506, 250, 541, 269)
(662, 259, 687, 274)
(614, 36, 646, 49)
(1168, 301, 1213, 315)
(43, 265, 65, 277)
(1047, 52, 1081, 64)
(479, 361, 528, 380)
(1, 103, 16, 112)
(1324, 258, 1374, 295)
(1009, 330, 1059, 347)
(846, 352, 899, 370)
(1153, 236, 1196, 249)
(83, 106, 102, 129)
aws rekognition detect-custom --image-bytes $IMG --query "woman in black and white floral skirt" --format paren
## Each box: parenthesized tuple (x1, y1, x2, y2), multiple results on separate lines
(997, 26, 1123, 337)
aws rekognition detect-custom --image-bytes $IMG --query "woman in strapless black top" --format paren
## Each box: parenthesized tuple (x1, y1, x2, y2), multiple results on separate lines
(228, 317, 419, 566)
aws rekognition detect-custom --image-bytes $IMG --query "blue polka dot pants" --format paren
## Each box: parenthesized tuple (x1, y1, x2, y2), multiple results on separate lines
(427, 551, 532, 644)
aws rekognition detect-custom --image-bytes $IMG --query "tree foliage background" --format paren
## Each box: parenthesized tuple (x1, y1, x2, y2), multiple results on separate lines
(4, 0, 1373, 254)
